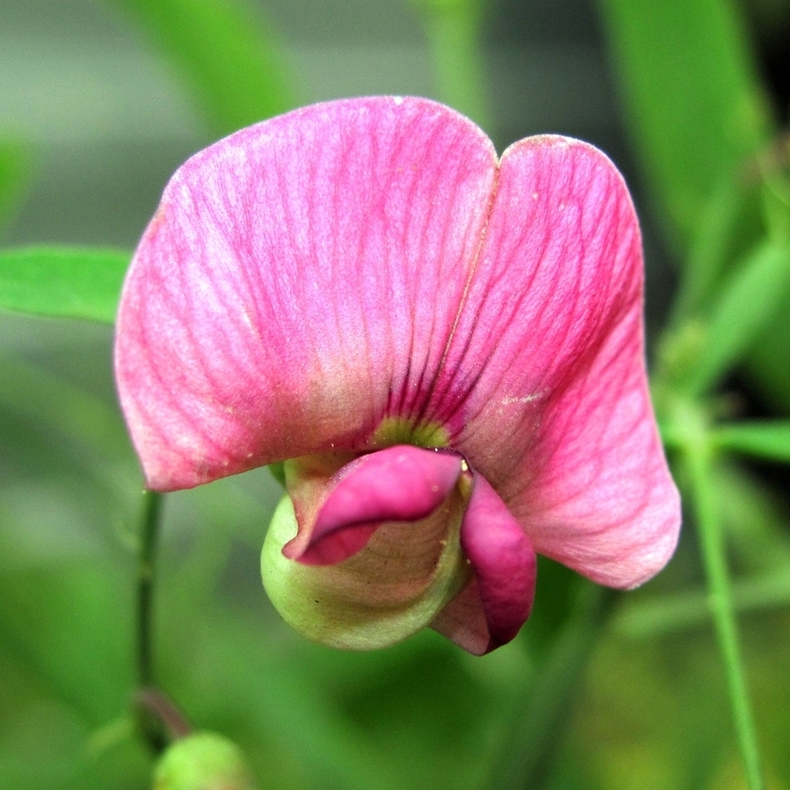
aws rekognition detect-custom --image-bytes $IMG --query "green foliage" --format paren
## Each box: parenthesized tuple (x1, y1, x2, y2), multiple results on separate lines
(596, 0, 771, 247)
(680, 241, 790, 396)
(106, 0, 298, 136)
(0, 247, 130, 324)
(410, 0, 491, 131)
(0, 140, 33, 232)
(597, 0, 790, 415)
(713, 421, 790, 463)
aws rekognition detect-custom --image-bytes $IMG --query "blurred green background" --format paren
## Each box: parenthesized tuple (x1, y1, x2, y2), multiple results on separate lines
(1, 1, 790, 788)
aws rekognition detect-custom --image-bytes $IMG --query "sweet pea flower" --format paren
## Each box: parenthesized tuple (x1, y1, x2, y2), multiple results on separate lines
(115, 97, 680, 655)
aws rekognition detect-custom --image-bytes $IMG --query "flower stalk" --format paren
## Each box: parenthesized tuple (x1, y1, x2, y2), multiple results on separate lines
(679, 406, 764, 790)
(138, 488, 163, 688)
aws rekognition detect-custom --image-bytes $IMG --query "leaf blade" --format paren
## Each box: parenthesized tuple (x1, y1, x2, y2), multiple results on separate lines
(0, 246, 131, 324)
(596, 0, 771, 246)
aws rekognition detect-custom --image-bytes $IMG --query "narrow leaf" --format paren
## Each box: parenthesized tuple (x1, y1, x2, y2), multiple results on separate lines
(712, 421, 790, 463)
(684, 241, 790, 395)
(596, 0, 771, 247)
(107, 0, 298, 136)
(0, 246, 131, 323)
(411, 0, 491, 131)
(670, 178, 744, 324)
(614, 568, 790, 639)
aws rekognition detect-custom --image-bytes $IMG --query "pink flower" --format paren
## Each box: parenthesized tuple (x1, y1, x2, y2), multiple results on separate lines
(115, 97, 680, 655)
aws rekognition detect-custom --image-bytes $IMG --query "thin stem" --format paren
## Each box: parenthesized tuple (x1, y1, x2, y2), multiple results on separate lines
(684, 436, 764, 790)
(484, 581, 620, 790)
(138, 489, 163, 689)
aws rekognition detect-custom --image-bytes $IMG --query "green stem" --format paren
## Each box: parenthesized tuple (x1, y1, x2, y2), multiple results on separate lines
(685, 436, 764, 790)
(138, 489, 163, 689)
(484, 582, 620, 790)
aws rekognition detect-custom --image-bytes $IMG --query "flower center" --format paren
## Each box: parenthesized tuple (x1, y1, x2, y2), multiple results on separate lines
(371, 417, 449, 449)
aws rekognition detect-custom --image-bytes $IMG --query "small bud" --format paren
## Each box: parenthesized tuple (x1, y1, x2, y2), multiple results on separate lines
(153, 732, 258, 790)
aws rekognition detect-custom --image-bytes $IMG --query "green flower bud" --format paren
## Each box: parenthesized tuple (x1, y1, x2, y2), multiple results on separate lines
(153, 732, 257, 790)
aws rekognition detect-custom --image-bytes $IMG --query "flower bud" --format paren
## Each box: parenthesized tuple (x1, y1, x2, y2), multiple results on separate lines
(153, 732, 257, 790)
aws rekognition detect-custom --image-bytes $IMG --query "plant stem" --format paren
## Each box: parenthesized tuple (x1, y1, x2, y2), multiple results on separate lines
(138, 489, 163, 689)
(684, 435, 764, 790)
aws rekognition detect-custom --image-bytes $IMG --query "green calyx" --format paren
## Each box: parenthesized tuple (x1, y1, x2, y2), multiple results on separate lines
(371, 417, 449, 449)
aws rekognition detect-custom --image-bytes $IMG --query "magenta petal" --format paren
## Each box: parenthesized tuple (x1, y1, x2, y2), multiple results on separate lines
(285, 446, 463, 566)
(437, 136, 680, 588)
(461, 474, 536, 652)
(434, 473, 536, 654)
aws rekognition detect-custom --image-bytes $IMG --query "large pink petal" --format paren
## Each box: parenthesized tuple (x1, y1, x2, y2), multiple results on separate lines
(434, 137, 679, 587)
(115, 97, 497, 491)
(283, 446, 463, 566)
(461, 474, 536, 649)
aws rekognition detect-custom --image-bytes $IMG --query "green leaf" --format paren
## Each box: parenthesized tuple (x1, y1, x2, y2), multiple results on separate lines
(682, 241, 790, 395)
(712, 421, 790, 463)
(0, 246, 131, 323)
(744, 173, 790, 412)
(0, 138, 33, 231)
(106, 0, 298, 137)
(0, 352, 134, 479)
(596, 0, 771, 247)
(0, 560, 135, 726)
(410, 0, 491, 131)
(614, 568, 790, 639)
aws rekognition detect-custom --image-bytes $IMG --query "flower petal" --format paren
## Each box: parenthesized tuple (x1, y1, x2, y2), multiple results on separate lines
(431, 472, 536, 654)
(432, 136, 680, 588)
(115, 97, 497, 491)
(284, 445, 463, 566)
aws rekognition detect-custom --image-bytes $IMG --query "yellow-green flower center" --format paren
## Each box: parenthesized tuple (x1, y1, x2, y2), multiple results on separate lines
(371, 417, 449, 449)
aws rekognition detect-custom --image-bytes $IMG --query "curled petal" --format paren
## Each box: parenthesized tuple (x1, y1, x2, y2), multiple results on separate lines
(284, 445, 463, 565)
(261, 492, 471, 651)
(431, 473, 536, 654)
